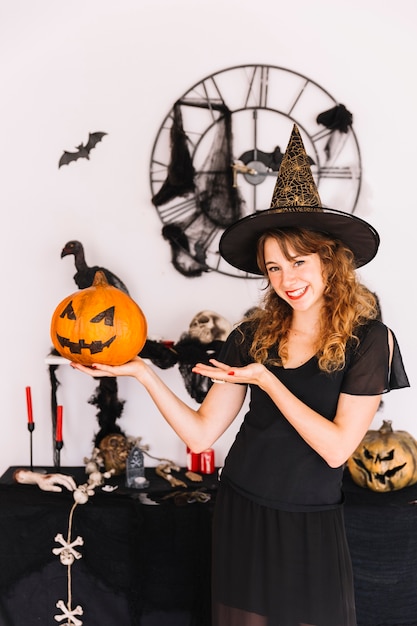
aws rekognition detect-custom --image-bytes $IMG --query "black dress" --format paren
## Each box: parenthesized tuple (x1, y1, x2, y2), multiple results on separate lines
(212, 320, 409, 626)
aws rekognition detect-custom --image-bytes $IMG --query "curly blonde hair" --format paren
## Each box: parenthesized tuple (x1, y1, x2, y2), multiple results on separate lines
(244, 228, 379, 373)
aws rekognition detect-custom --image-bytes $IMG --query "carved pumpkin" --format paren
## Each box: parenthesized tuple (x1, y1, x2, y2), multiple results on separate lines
(347, 420, 417, 492)
(51, 270, 147, 366)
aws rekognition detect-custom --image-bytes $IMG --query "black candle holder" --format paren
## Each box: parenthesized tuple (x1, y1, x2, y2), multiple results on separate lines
(27, 423, 35, 471)
(54, 440, 63, 468)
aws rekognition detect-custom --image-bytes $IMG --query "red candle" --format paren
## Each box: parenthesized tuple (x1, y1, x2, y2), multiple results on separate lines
(26, 387, 33, 424)
(186, 446, 201, 472)
(56, 406, 63, 442)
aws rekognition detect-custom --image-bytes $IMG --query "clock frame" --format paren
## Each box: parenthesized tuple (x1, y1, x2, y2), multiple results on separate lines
(150, 64, 362, 279)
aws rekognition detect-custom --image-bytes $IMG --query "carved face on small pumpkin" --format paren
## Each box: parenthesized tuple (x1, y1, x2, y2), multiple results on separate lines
(188, 310, 231, 344)
(347, 420, 417, 492)
(50, 271, 147, 366)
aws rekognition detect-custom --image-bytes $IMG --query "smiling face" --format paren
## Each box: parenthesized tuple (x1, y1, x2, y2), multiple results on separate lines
(263, 236, 326, 315)
(50, 271, 147, 366)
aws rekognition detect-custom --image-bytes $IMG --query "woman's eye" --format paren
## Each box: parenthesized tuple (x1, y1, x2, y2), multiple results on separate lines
(294, 259, 305, 267)
(267, 266, 279, 273)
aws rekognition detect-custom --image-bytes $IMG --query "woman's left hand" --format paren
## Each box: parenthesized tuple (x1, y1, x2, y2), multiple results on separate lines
(192, 358, 267, 386)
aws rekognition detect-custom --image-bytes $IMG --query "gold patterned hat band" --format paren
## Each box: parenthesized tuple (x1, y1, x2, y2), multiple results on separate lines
(219, 124, 379, 275)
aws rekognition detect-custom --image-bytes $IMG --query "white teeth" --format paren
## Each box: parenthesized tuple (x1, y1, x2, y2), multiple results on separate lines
(288, 287, 306, 297)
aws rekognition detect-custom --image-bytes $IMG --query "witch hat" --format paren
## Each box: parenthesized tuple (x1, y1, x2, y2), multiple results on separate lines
(219, 124, 379, 275)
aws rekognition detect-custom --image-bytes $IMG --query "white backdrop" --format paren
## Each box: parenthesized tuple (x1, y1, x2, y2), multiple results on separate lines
(0, 0, 415, 474)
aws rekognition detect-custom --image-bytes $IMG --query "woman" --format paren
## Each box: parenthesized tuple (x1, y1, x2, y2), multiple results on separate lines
(71, 126, 409, 625)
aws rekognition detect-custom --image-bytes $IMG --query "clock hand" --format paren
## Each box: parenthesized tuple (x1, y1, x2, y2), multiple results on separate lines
(232, 159, 274, 187)
(232, 161, 258, 187)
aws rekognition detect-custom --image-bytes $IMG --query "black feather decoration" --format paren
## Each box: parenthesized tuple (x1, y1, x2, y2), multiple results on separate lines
(89, 378, 126, 448)
(316, 104, 353, 133)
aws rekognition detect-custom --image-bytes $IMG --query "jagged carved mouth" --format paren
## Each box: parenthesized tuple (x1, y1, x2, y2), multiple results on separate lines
(56, 334, 116, 355)
(352, 457, 407, 484)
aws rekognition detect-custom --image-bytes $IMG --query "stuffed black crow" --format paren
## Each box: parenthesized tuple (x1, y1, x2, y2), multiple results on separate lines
(58, 240, 130, 445)
(61, 240, 129, 294)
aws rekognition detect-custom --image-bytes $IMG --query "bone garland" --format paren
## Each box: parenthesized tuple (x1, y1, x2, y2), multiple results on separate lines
(52, 533, 84, 565)
(50, 467, 114, 626)
(54, 600, 83, 626)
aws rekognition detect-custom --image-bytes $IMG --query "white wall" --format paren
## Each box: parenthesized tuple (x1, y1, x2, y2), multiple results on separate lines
(0, 0, 415, 475)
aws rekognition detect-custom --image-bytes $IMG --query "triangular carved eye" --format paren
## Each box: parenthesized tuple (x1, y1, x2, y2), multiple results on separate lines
(60, 301, 76, 320)
(90, 306, 115, 326)
(379, 449, 395, 462)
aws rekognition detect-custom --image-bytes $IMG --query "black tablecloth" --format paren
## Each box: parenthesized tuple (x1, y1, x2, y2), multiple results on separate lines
(1, 467, 417, 626)
(0, 466, 218, 626)
(342, 471, 417, 626)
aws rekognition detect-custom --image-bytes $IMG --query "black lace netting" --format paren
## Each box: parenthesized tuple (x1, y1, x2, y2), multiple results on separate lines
(151, 102, 196, 207)
(194, 108, 244, 228)
(153, 103, 245, 277)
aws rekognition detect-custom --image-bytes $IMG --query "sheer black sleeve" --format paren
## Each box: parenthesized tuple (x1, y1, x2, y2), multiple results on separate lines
(218, 323, 253, 367)
(341, 320, 410, 396)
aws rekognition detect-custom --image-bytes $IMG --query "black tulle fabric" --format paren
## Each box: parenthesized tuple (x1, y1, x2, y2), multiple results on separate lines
(212, 483, 356, 626)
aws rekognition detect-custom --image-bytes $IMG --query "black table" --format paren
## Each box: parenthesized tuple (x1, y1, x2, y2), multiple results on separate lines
(342, 471, 417, 626)
(0, 466, 218, 626)
(1, 467, 417, 626)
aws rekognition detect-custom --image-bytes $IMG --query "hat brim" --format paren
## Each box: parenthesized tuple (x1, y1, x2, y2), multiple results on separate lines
(219, 207, 380, 275)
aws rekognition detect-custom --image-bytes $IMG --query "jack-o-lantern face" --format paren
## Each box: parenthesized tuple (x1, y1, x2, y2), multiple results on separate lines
(51, 271, 147, 366)
(347, 420, 417, 492)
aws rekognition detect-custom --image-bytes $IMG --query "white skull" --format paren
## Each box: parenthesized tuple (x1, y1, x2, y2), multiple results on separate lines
(59, 548, 76, 566)
(188, 310, 231, 344)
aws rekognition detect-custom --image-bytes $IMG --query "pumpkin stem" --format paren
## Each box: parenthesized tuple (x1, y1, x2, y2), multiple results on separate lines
(92, 270, 109, 287)
(379, 420, 393, 434)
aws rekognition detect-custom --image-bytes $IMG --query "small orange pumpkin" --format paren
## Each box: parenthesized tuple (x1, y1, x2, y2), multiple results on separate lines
(347, 420, 417, 492)
(50, 271, 147, 366)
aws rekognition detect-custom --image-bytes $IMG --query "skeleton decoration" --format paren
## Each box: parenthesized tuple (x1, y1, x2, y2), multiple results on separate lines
(178, 310, 232, 403)
(50, 461, 114, 626)
(13, 469, 77, 492)
(54, 600, 84, 626)
(53, 533, 84, 565)
(98, 433, 130, 475)
(91, 434, 204, 489)
(188, 310, 232, 344)
(16, 433, 203, 625)
(156, 462, 188, 488)
(139, 309, 232, 403)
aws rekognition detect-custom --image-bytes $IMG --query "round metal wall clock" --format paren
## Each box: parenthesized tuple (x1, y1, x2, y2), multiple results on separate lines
(150, 64, 362, 279)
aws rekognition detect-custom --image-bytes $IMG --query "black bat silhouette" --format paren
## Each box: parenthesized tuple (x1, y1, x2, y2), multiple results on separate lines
(58, 132, 107, 168)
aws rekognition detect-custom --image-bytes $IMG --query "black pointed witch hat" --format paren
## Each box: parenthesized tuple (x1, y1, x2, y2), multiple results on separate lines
(219, 124, 379, 275)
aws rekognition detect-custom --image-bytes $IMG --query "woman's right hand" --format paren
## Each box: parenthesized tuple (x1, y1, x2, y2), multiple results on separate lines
(70, 356, 148, 380)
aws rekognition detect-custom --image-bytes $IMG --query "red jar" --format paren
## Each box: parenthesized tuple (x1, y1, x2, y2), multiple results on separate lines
(200, 449, 215, 474)
(186, 446, 201, 472)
